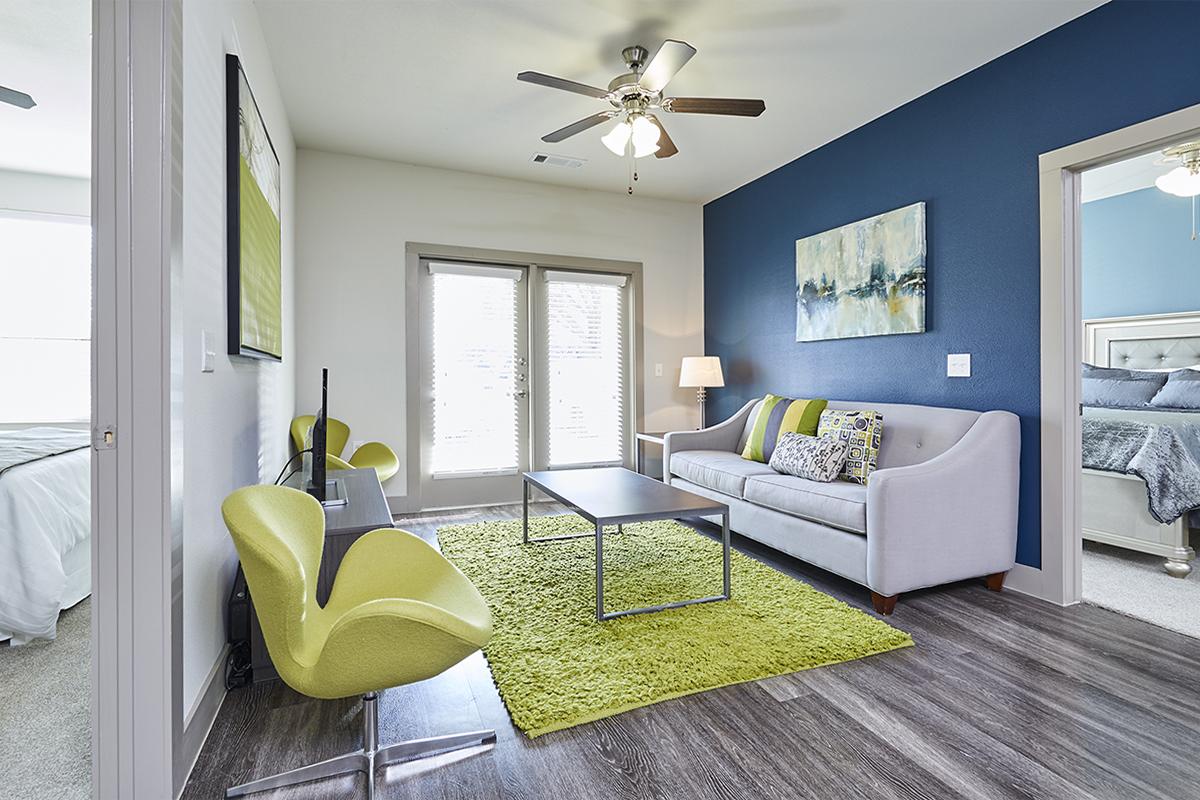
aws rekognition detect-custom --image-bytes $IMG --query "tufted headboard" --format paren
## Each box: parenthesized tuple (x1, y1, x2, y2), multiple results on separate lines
(1083, 311, 1200, 371)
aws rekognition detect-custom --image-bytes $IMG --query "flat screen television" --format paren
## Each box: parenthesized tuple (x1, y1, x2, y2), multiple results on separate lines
(306, 368, 328, 503)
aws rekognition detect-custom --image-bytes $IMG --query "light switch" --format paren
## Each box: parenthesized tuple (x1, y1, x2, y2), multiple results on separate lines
(947, 353, 971, 378)
(201, 330, 216, 373)
(654, 363, 664, 377)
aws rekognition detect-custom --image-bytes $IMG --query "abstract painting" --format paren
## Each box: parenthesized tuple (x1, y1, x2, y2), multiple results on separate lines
(795, 202, 926, 342)
(226, 54, 283, 361)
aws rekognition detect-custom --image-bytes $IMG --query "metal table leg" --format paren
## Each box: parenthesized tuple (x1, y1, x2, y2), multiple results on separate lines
(595, 519, 604, 620)
(522, 477, 529, 544)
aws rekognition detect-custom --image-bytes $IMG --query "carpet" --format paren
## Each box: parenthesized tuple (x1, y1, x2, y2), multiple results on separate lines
(1083, 536, 1200, 639)
(437, 515, 912, 737)
(0, 598, 91, 800)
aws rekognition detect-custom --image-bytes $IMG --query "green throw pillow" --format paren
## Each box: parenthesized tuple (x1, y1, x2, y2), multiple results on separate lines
(741, 394, 828, 463)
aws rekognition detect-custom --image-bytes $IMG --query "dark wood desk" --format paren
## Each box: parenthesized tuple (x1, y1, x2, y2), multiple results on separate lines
(249, 468, 394, 682)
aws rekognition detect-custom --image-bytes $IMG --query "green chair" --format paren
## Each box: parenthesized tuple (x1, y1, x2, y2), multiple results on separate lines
(291, 415, 400, 481)
(222, 484, 494, 798)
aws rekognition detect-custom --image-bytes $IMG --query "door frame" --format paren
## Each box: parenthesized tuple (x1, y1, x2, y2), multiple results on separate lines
(401, 242, 644, 512)
(1033, 102, 1200, 606)
(93, 0, 184, 796)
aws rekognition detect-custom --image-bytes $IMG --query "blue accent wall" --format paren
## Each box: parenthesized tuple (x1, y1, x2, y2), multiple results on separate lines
(702, 1, 1200, 568)
(1083, 187, 1200, 319)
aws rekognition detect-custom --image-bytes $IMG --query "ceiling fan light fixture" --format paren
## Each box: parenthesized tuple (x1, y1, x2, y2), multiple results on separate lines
(630, 115, 661, 158)
(601, 119, 632, 156)
(1156, 165, 1200, 198)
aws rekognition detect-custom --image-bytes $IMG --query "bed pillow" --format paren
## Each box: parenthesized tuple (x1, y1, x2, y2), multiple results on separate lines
(741, 394, 828, 463)
(768, 433, 849, 483)
(1081, 362, 1168, 408)
(816, 409, 884, 485)
(1151, 369, 1200, 409)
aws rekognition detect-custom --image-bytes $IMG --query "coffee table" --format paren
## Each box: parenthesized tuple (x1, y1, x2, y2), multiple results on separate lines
(521, 467, 731, 621)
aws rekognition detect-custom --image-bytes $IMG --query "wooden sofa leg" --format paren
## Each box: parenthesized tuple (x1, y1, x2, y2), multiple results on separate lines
(985, 571, 1007, 592)
(871, 592, 898, 615)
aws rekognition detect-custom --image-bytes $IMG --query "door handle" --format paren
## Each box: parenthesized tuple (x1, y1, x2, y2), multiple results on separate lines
(515, 389, 529, 399)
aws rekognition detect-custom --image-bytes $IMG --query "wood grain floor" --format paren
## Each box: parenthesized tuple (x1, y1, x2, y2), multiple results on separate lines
(183, 502, 1200, 800)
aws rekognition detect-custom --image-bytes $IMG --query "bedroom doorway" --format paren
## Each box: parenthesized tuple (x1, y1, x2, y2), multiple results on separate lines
(1038, 101, 1200, 614)
(1074, 148, 1200, 638)
(0, 0, 95, 797)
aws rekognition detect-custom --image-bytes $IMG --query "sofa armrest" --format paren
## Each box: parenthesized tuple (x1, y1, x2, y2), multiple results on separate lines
(662, 399, 758, 485)
(865, 410, 1020, 597)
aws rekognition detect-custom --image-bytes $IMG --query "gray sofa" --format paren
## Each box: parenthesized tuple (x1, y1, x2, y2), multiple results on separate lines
(663, 399, 1020, 614)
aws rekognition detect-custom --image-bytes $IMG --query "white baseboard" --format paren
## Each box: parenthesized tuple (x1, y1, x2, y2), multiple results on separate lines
(174, 644, 229, 798)
(1003, 563, 1076, 606)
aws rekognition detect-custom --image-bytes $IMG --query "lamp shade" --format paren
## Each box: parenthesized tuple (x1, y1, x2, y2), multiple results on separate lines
(679, 356, 724, 388)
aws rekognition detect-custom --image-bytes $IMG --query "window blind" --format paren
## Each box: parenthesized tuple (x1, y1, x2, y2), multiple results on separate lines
(430, 268, 521, 476)
(0, 215, 91, 423)
(544, 273, 627, 467)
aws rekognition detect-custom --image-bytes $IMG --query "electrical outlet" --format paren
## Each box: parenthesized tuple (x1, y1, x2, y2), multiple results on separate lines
(654, 363, 664, 377)
(947, 353, 971, 378)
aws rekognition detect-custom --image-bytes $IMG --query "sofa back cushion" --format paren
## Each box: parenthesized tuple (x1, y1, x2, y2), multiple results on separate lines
(737, 399, 979, 471)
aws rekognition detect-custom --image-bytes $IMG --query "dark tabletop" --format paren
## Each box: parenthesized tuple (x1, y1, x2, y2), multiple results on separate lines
(524, 466, 727, 525)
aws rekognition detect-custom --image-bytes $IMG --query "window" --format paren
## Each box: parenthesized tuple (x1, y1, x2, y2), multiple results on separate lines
(0, 214, 91, 423)
(429, 262, 522, 476)
(542, 270, 627, 467)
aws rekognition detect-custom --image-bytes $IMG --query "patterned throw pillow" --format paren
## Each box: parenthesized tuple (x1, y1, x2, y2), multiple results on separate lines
(741, 394, 829, 463)
(816, 409, 884, 484)
(768, 433, 849, 483)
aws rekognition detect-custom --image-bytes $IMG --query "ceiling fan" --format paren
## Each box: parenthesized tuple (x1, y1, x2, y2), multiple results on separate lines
(517, 39, 764, 162)
(0, 85, 36, 109)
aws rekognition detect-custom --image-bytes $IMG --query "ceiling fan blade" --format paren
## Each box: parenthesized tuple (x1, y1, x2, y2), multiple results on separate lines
(663, 97, 765, 117)
(639, 40, 696, 94)
(648, 114, 678, 159)
(0, 85, 36, 109)
(541, 111, 617, 143)
(518, 71, 610, 99)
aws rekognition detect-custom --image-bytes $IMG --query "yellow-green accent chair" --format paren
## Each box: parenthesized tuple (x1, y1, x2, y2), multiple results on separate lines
(291, 415, 400, 482)
(221, 484, 494, 798)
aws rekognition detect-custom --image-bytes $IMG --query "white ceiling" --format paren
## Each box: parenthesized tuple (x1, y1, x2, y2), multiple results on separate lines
(0, 0, 90, 178)
(254, 0, 1103, 203)
(1082, 150, 1172, 204)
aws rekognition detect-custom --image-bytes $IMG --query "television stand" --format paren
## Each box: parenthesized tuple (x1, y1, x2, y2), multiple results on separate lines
(307, 477, 348, 507)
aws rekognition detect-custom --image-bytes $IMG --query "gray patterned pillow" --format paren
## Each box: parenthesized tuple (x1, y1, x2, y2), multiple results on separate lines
(768, 432, 849, 483)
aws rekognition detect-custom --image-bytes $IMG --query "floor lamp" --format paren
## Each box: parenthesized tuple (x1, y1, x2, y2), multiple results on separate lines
(679, 356, 724, 429)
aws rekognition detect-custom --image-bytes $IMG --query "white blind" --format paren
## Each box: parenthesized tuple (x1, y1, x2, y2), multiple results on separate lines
(430, 268, 520, 476)
(0, 215, 91, 423)
(544, 274, 627, 467)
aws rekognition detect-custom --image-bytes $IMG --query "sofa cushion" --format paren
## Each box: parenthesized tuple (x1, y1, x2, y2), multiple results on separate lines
(670, 450, 776, 498)
(739, 393, 828, 463)
(743, 474, 868, 534)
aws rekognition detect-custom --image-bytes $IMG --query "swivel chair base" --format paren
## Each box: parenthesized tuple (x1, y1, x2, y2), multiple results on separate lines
(226, 691, 496, 798)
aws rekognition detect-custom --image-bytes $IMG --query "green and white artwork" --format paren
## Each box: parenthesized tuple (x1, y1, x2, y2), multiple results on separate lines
(227, 54, 282, 360)
(795, 202, 926, 342)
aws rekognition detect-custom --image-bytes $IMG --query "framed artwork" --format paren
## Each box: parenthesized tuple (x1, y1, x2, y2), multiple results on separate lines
(226, 53, 282, 361)
(795, 202, 926, 342)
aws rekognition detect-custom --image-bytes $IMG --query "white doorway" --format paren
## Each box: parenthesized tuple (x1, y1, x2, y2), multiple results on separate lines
(408, 245, 642, 511)
(1037, 102, 1200, 607)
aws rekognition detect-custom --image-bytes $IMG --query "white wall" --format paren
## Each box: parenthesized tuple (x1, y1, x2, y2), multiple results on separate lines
(294, 149, 704, 498)
(0, 168, 89, 217)
(181, 0, 294, 718)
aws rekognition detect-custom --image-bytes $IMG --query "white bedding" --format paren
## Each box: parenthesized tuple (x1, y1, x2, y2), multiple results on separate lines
(0, 444, 91, 643)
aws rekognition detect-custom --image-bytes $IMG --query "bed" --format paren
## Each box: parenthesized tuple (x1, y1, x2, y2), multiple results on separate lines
(0, 427, 92, 644)
(1082, 312, 1200, 577)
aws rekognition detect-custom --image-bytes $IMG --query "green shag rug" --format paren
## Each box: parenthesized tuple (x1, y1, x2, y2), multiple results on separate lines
(437, 515, 912, 737)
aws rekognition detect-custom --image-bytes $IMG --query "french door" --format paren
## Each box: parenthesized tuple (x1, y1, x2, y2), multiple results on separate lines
(418, 258, 632, 509)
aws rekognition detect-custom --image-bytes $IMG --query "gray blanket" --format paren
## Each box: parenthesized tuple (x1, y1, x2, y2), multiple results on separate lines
(1082, 417, 1200, 524)
(0, 427, 90, 479)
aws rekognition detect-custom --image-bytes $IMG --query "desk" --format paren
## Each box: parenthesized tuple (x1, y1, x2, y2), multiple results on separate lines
(248, 468, 393, 682)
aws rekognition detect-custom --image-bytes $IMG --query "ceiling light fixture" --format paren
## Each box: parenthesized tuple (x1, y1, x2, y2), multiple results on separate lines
(601, 119, 632, 156)
(1154, 142, 1200, 240)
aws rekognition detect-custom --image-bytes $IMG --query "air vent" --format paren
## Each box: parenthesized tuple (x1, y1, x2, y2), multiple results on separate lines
(530, 153, 586, 169)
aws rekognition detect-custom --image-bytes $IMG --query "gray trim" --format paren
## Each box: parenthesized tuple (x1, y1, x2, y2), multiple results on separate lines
(174, 645, 228, 796)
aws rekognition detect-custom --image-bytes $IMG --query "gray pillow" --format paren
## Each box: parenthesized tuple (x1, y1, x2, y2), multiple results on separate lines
(1081, 362, 1167, 408)
(1151, 369, 1200, 409)
(768, 432, 849, 483)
